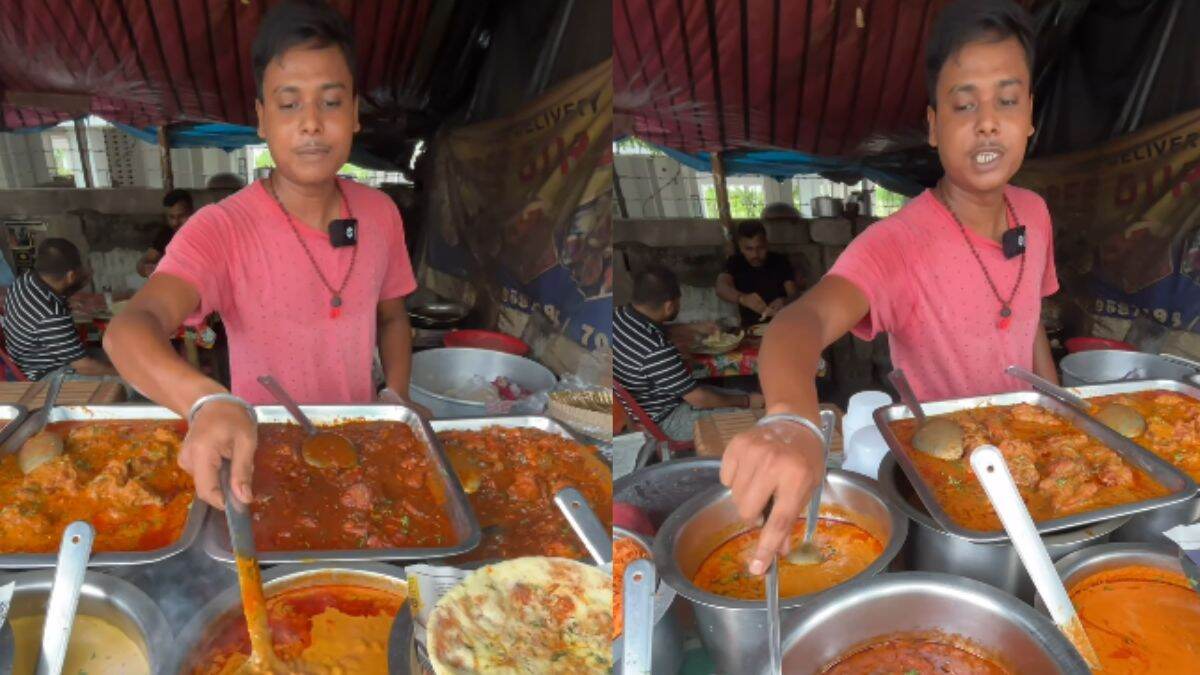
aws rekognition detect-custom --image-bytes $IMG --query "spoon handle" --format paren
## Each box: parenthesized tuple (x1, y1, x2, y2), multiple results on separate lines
(1004, 366, 1089, 411)
(888, 370, 927, 426)
(801, 411, 835, 545)
(554, 488, 612, 565)
(221, 462, 277, 666)
(36, 521, 93, 675)
(622, 559, 655, 674)
(969, 446, 1102, 669)
(257, 375, 317, 435)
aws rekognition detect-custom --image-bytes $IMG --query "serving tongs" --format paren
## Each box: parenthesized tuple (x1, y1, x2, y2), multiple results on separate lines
(1006, 365, 1146, 438)
(889, 369, 965, 460)
(970, 445, 1103, 670)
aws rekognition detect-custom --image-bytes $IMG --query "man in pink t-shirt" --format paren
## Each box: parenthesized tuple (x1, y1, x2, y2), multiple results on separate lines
(104, 1, 424, 508)
(720, 0, 1058, 574)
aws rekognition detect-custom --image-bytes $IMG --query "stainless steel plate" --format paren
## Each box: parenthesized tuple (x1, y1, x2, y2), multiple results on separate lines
(873, 390, 1198, 543)
(203, 405, 480, 564)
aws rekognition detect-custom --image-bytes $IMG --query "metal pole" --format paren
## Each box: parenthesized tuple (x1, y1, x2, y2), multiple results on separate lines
(711, 151, 735, 245)
(72, 119, 93, 188)
(612, 167, 629, 218)
(158, 125, 174, 190)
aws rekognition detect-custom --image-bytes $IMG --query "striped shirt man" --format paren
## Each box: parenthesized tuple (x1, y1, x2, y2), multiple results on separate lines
(613, 304, 696, 421)
(2, 270, 86, 380)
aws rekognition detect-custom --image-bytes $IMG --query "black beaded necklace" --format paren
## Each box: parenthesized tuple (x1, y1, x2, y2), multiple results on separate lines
(935, 188, 1026, 331)
(265, 172, 358, 319)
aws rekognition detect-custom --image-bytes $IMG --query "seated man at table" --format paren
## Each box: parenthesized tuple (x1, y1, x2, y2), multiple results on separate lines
(2, 238, 116, 379)
(137, 188, 194, 278)
(716, 215, 800, 326)
(615, 265, 763, 441)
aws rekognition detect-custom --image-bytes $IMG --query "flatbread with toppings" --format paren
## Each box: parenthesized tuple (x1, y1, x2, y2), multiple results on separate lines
(427, 557, 612, 674)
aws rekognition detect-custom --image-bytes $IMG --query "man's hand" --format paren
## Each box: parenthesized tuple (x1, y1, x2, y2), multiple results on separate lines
(180, 400, 257, 508)
(380, 387, 433, 419)
(719, 419, 824, 575)
(761, 298, 786, 320)
(740, 293, 768, 315)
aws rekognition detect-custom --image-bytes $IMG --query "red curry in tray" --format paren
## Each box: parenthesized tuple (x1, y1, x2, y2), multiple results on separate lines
(250, 421, 456, 550)
(890, 403, 1167, 531)
(437, 427, 613, 561)
(0, 421, 193, 553)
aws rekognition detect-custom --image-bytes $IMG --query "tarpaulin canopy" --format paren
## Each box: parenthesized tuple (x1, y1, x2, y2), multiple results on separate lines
(615, 0, 1200, 188)
(0, 0, 497, 164)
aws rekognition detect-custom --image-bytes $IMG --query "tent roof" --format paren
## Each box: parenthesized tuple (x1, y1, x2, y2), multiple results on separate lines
(0, 0, 491, 139)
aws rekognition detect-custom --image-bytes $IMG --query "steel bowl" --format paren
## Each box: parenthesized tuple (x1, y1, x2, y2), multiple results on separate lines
(1049, 541, 1182, 600)
(410, 347, 557, 419)
(613, 457, 722, 530)
(0, 569, 171, 674)
(168, 563, 408, 675)
(612, 526, 682, 675)
(1060, 349, 1198, 386)
(754, 572, 1090, 674)
(877, 455, 1128, 603)
(653, 469, 907, 675)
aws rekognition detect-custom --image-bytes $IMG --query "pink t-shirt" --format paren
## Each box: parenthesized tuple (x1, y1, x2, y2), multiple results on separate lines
(156, 178, 416, 404)
(828, 186, 1058, 401)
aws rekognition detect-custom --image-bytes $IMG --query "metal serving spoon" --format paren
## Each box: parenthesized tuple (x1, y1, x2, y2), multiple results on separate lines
(258, 375, 358, 469)
(890, 369, 965, 460)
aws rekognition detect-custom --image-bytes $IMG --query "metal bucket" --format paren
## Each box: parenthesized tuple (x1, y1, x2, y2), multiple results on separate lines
(613, 526, 683, 675)
(877, 455, 1128, 603)
(1060, 349, 1198, 386)
(755, 572, 1089, 674)
(0, 569, 171, 675)
(409, 347, 556, 419)
(652, 470, 907, 675)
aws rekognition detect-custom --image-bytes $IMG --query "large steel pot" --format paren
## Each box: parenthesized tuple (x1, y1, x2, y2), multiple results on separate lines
(754, 572, 1089, 674)
(169, 563, 408, 674)
(613, 457, 722, 530)
(878, 455, 1128, 603)
(811, 196, 844, 218)
(653, 470, 907, 675)
(1110, 498, 1200, 547)
(613, 526, 683, 675)
(1049, 541, 1182, 597)
(410, 347, 556, 418)
(0, 569, 171, 675)
(1060, 349, 1198, 386)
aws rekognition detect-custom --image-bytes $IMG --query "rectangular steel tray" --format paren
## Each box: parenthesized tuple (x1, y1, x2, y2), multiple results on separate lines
(0, 405, 206, 568)
(203, 405, 481, 564)
(874, 390, 1198, 543)
(430, 414, 582, 441)
(0, 404, 29, 447)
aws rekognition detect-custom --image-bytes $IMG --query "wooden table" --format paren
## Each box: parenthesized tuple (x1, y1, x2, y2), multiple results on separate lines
(694, 404, 844, 459)
(0, 378, 127, 406)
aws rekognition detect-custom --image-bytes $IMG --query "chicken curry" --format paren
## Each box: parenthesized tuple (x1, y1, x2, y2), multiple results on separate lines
(437, 427, 613, 562)
(890, 404, 1167, 531)
(1090, 390, 1200, 482)
(251, 421, 456, 551)
(823, 634, 1009, 674)
(0, 421, 193, 553)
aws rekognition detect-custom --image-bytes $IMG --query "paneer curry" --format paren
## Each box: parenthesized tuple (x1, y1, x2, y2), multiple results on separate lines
(194, 584, 405, 675)
(0, 421, 193, 553)
(1090, 390, 1200, 482)
(890, 404, 1168, 531)
(251, 421, 456, 551)
(693, 518, 883, 600)
(437, 427, 613, 562)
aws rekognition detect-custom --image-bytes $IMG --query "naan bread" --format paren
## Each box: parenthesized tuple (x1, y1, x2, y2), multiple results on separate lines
(427, 557, 612, 674)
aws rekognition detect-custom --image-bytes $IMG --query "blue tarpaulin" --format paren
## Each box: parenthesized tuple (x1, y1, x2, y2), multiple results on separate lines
(113, 122, 261, 151)
(652, 143, 925, 197)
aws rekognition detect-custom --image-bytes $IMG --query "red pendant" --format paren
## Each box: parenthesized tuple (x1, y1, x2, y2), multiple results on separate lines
(998, 316, 1011, 330)
(331, 306, 341, 319)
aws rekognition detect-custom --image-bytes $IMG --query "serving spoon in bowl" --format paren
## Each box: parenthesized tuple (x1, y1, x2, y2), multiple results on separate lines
(258, 375, 358, 469)
(889, 370, 965, 460)
(1005, 365, 1146, 438)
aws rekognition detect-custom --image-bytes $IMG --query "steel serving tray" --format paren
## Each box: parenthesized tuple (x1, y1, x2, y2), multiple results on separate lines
(0, 405, 28, 448)
(873, 390, 1198, 543)
(203, 405, 480, 564)
(0, 405, 206, 568)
